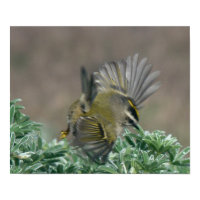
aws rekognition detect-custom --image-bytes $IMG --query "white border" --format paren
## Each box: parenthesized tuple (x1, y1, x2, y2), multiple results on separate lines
(1, 0, 200, 200)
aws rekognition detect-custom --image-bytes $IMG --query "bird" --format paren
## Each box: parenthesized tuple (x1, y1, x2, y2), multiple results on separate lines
(60, 53, 160, 164)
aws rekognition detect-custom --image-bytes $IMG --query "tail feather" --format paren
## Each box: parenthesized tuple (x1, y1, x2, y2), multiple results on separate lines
(80, 67, 97, 111)
(88, 74, 97, 103)
(81, 67, 89, 96)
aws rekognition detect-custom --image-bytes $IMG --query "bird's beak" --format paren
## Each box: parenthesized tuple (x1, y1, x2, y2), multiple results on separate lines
(123, 120, 139, 130)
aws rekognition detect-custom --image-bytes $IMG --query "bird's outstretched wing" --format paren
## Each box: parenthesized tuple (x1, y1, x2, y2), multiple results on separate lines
(94, 53, 160, 108)
(74, 116, 114, 164)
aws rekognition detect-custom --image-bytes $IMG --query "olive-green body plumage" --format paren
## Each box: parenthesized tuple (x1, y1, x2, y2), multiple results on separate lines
(60, 53, 160, 163)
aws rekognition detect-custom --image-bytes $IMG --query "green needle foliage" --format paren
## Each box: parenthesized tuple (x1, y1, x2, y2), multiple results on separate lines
(10, 99, 190, 174)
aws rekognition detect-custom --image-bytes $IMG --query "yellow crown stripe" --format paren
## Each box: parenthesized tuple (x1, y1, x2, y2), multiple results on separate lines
(128, 99, 139, 119)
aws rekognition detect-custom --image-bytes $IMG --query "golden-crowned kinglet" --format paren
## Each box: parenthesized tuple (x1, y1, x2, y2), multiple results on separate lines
(60, 53, 160, 163)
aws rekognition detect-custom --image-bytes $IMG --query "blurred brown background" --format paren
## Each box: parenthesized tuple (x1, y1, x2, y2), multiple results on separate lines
(10, 27, 190, 147)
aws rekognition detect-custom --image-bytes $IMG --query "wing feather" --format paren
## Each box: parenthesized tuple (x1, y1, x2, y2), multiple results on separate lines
(74, 116, 113, 164)
(96, 53, 160, 108)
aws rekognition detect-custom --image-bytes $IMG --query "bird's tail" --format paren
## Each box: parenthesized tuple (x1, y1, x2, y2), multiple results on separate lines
(80, 67, 98, 112)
